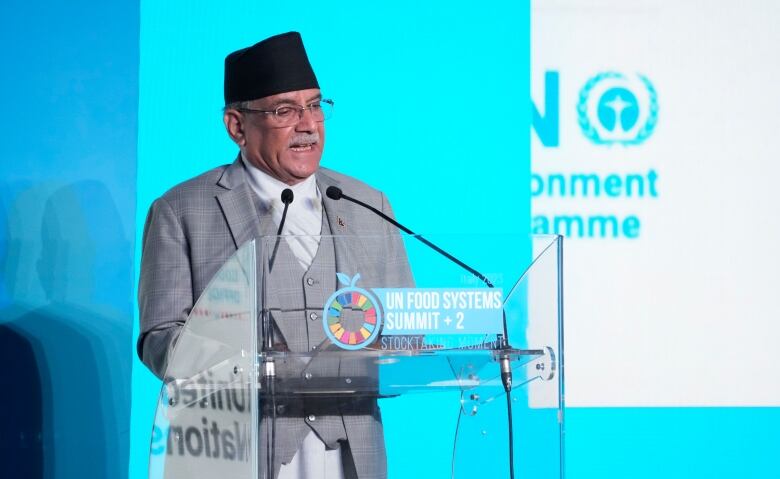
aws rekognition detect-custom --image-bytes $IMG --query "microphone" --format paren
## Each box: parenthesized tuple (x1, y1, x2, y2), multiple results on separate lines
(326, 184, 516, 477)
(266, 188, 293, 474)
(269, 188, 294, 272)
(325, 186, 494, 288)
(277, 188, 294, 236)
(327, 185, 519, 478)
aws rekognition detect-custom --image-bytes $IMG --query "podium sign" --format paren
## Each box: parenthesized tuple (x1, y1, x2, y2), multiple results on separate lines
(149, 234, 564, 478)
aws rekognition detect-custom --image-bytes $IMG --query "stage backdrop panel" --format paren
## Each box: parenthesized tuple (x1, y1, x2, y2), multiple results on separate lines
(130, 3, 531, 478)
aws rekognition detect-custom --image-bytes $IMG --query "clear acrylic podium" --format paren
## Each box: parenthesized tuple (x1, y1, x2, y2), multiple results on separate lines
(149, 234, 564, 478)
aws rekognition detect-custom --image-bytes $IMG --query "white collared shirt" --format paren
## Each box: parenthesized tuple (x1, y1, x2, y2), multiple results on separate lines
(242, 154, 322, 270)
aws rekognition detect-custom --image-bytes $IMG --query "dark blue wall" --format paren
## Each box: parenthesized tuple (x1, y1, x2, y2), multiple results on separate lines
(0, 1, 138, 477)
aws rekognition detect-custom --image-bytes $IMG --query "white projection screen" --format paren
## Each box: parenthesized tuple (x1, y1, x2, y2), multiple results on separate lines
(531, 0, 780, 407)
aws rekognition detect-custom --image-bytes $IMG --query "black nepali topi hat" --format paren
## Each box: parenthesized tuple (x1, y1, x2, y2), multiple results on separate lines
(224, 31, 319, 105)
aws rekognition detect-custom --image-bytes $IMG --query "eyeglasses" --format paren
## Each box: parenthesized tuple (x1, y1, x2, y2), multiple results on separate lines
(237, 99, 334, 127)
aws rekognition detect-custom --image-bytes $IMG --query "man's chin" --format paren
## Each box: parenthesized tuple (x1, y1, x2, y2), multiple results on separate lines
(283, 163, 320, 184)
(283, 153, 321, 174)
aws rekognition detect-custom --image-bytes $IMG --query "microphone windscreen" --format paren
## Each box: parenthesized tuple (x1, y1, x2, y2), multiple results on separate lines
(281, 188, 294, 204)
(325, 186, 343, 200)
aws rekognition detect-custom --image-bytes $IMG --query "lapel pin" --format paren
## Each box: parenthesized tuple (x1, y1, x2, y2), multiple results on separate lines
(338, 216, 346, 229)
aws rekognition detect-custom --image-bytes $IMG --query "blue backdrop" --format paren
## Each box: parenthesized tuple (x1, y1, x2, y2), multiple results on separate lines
(130, 2, 530, 477)
(2, 1, 777, 478)
(0, 0, 138, 477)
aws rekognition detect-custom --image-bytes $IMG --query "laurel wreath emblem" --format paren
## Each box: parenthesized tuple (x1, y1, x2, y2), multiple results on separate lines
(577, 72, 659, 146)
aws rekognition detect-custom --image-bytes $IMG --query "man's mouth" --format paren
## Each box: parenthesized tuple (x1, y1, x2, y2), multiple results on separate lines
(290, 142, 316, 152)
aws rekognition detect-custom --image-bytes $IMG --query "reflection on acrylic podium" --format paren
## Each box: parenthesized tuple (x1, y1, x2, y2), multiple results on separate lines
(148, 234, 564, 478)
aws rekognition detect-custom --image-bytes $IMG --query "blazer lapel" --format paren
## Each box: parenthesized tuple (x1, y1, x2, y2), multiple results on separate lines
(317, 169, 370, 279)
(216, 157, 263, 250)
(317, 170, 347, 234)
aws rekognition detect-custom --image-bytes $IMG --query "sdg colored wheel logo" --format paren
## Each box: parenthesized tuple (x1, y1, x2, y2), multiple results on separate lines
(323, 273, 382, 350)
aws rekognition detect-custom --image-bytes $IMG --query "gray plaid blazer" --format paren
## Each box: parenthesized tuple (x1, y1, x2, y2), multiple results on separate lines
(138, 157, 413, 478)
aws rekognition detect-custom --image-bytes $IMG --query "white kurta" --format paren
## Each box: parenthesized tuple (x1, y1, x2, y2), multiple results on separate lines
(243, 156, 345, 479)
(242, 155, 323, 270)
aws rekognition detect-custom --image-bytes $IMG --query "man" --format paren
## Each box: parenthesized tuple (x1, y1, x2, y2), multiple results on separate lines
(138, 32, 412, 478)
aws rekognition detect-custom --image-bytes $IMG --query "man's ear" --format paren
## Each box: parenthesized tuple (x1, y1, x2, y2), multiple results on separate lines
(223, 110, 246, 146)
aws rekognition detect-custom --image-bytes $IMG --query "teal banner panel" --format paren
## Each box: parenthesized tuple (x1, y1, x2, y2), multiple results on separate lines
(566, 408, 780, 478)
(132, 2, 530, 478)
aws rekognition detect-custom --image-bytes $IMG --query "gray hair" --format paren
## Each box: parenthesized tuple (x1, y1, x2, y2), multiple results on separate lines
(223, 100, 249, 112)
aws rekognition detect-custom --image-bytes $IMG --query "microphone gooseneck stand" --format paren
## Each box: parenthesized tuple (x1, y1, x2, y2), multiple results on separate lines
(268, 188, 294, 271)
(325, 185, 516, 479)
(264, 188, 293, 477)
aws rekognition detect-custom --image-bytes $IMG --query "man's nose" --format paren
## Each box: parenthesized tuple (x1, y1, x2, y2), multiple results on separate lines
(295, 108, 317, 131)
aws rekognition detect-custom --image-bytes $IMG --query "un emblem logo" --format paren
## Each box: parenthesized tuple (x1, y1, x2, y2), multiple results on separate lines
(577, 72, 658, 146)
